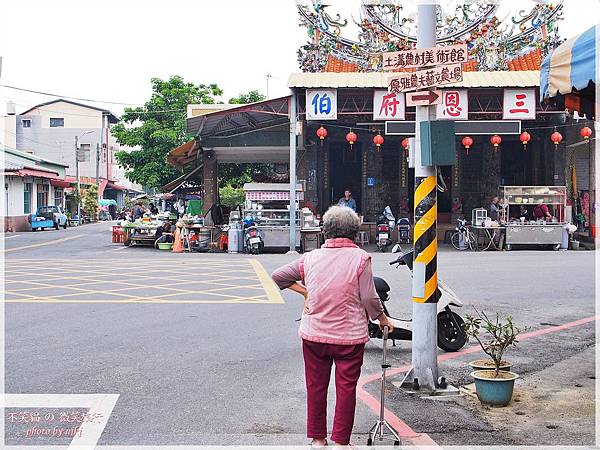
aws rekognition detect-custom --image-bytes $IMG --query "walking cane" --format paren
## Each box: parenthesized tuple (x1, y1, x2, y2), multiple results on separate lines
(367, 326, 401, 446)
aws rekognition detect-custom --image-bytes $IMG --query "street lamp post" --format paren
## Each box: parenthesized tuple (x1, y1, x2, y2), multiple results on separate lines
(75, 131, 93, 224)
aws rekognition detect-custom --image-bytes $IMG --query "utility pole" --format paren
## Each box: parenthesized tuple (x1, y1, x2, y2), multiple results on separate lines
(266, 74, 272, 99)
(75, 135, 81, 224)
(95, 143, 100, 185)
(411, 1, 439, 392)
(288, 92, 298, 254)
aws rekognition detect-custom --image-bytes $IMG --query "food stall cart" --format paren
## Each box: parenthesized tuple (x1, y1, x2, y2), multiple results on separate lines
(499, 186, 566, 250)
(242, 183, 304, 251)
(122, 221, 160, 247)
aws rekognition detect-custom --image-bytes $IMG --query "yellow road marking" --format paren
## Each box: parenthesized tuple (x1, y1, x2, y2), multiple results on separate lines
(249, 259, 284, 304)
(5, 257, 284, 305)
(4, 298, 271, 304)
(4, 235, 85, 253)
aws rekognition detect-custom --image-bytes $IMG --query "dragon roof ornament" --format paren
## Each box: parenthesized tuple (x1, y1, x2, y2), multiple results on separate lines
(297, 0, 563, 72)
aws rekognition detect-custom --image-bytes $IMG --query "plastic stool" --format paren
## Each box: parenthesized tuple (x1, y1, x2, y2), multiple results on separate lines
(356, 231, 369, 246)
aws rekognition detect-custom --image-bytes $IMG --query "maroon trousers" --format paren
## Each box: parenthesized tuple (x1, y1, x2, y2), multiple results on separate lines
(302, 339, 365, 445)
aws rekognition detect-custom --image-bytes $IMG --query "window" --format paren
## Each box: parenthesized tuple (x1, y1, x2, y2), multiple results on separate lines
(78, 143, 90, 162)
(49, 117, 64, 127)
(22, 119, 31, 128)
(54, 188, 63, 207)
(36, 184, 49, 207)
(24, 183, 32, 214)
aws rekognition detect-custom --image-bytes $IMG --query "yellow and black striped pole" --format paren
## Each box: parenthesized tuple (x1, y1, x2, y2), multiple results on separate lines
(412, 175, 440, 303)
(411, 2, 439, 392)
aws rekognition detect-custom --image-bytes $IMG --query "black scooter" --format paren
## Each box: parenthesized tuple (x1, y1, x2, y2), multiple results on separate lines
(368, 249, 468, 352)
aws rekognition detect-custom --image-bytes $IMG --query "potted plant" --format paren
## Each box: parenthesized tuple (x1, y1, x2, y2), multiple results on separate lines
(463, 309, 526, 406)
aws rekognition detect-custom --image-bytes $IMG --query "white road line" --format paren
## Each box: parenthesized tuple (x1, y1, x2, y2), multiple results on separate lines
(2, 235, 20, 239)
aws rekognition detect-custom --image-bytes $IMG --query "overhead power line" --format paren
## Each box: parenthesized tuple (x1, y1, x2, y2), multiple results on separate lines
(0, 83, 144, 106)
(1, 96, 186, 116)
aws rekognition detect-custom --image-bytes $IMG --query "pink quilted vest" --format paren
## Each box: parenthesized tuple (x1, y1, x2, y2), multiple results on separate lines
(298, 238, 372, 345)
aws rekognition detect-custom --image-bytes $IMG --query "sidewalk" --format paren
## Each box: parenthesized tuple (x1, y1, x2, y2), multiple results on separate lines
(371, 321, 595, 446)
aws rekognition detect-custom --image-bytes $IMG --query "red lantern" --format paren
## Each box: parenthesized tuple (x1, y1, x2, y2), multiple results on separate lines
(316, 125, 327, 145)
(580, 126, 592, 140)
(346, 130, 357, 149)
(401, 137, 410, 152)
(373, 133, 384, 149)
(519, 131, 531, 149)
(461, 136, 473, 155)
(550, 131, 563, 149)
(490, 134, 502, 151)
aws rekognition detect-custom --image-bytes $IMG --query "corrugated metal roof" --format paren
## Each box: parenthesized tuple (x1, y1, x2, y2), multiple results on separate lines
(288, 71, 540, 89)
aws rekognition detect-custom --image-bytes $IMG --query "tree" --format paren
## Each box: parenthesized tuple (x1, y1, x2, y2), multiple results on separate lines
(82, 184, 99, 219)
(112, 76, 222, 189)
(228, 90, 266, 104)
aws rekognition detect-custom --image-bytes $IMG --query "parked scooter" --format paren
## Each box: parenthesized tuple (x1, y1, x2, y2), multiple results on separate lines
(243, 219, 264, 255)
(376, 206, 396, 252)
(368, 247, 468, 352)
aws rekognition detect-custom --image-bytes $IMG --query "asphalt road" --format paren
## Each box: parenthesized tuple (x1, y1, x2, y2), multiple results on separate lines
(3, 222, 596, 446)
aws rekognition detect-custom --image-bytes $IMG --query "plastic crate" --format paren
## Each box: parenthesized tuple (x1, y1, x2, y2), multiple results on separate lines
(112, 226, 125, 243)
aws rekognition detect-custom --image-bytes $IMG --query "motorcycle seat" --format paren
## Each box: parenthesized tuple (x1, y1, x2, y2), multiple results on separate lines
(373, 276, 390, 294)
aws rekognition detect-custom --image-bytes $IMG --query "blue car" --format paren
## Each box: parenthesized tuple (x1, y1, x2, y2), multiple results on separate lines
(29, 206, 68, 231)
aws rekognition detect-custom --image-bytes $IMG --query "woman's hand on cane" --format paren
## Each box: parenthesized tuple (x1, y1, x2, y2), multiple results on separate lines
(377, 313, 394, 332)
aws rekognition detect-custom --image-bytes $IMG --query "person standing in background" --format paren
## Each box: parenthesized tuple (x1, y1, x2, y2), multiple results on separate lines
(338, 189, 357, 212)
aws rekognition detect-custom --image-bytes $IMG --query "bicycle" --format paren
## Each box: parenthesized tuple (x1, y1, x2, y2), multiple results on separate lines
(450, 218, 477, 250)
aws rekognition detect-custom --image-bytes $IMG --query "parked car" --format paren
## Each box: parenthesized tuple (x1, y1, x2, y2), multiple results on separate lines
(29, 206, 68, 231)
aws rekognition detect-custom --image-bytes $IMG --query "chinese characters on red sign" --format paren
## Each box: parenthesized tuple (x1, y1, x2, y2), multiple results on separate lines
(382, 43, 468, 71)
(389, 64, 463, 93)
(373, 91, 405, 120)
(436, 89, 468, 120)
(503, 88, 536, 120)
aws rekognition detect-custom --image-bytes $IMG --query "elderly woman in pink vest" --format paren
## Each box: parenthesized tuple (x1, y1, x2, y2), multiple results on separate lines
(272, 205, 394, 447)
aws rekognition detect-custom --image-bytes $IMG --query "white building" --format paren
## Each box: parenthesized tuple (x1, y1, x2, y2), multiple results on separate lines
(1, 145, 68, 232)
(9, 99, 142, 205)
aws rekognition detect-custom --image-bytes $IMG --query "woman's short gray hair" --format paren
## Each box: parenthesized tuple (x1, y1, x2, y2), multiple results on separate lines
(322, 205, 360, 240)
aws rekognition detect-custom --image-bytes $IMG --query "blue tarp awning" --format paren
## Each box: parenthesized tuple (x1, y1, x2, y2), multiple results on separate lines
(540, 25, 597, 99)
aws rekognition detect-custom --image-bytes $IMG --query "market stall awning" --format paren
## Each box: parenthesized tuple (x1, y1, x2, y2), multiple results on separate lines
(162, 164, 204, 193)
(187, 96, 290, 138)
(540, 25, 597, 99)
(166, 139, 201, 168)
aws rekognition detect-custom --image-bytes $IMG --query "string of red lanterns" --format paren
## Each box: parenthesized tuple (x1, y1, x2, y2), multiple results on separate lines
(314, 125, 592, 154)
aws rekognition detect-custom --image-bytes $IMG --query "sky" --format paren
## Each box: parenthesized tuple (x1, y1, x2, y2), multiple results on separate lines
(0, 0, 598, 116)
